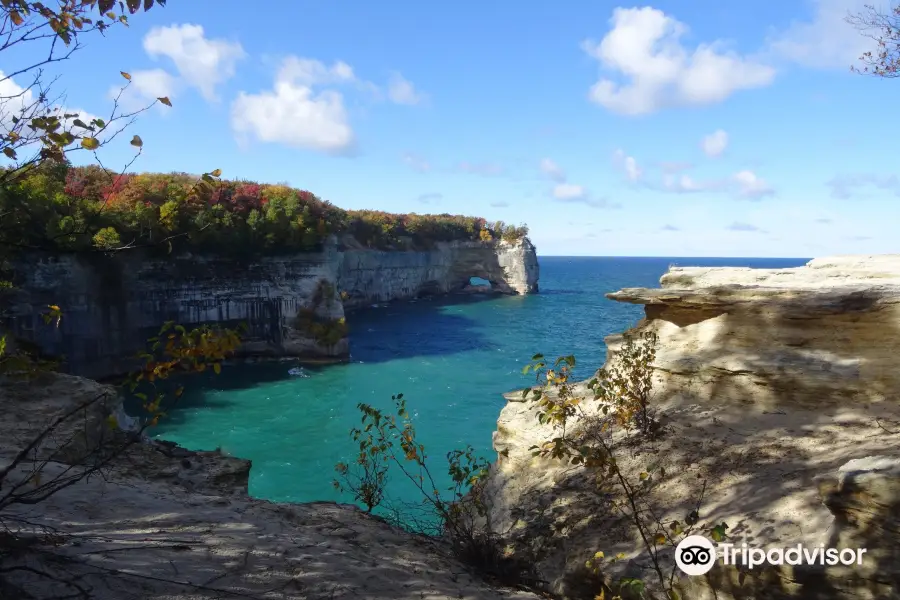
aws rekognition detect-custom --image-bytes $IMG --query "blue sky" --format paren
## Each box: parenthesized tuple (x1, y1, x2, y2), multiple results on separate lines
(3, 0, 898, 257)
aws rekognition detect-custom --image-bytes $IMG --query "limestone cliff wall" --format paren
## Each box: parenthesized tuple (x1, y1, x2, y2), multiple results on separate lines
(5, 236, 539, 379)
(486, 255, 900, 599)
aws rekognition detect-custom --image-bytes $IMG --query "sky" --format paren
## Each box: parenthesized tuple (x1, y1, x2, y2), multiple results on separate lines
(2, 0, 899, 257)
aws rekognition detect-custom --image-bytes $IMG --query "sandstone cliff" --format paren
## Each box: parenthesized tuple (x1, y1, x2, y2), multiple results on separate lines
(4, 235, 539, 379)
(486, 255, 900, 599)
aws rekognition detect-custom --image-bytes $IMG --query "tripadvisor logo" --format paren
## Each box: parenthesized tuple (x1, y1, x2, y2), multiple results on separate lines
(675, 535, 717, 576)
(675, 535, 868, 576)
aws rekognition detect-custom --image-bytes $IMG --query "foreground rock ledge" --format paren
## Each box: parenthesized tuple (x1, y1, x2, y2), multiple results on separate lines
(0, 373, 541, 600)
(487, 254, 900, 599)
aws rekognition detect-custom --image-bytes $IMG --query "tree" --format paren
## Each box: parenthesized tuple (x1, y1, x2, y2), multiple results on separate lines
(1, 0, 172, 185)
(847, 3, 900, 77)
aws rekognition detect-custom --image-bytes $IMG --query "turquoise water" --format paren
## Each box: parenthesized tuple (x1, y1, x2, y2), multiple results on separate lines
(153, 256, 808, 507)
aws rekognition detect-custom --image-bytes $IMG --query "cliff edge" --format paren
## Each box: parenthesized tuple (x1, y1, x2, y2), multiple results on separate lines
(4, 235, 539, 379)
(0, 372, 542, 600)
(486, 255, 900, 599)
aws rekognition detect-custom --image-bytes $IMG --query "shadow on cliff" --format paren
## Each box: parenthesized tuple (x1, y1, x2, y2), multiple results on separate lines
(499, 287, 900, 598)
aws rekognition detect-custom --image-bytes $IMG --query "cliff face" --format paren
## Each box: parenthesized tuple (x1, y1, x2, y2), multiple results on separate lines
(5, 235, 539, 379)
(486, 255, 900, 599)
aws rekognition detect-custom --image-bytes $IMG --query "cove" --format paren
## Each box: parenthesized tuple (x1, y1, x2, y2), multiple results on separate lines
(151, 256, 808, 507)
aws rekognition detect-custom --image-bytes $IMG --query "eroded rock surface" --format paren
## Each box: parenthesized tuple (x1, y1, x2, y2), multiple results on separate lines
(486, 255, 900, 599)
(0, 374, 541, 600)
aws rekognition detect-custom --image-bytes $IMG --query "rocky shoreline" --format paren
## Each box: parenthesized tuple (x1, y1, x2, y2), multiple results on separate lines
(3, 254, 899, 599)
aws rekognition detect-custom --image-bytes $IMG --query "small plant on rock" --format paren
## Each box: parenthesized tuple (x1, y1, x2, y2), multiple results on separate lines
(522, 330, 727, 599)
(335, 394, 528, 583)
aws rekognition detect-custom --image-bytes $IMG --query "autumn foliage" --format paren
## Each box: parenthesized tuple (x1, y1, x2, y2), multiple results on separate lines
(0, 163, 529, 256)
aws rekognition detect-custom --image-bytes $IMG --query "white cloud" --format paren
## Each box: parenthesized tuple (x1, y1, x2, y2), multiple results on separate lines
(387, 72, 424, 105)
(582, 7, 775, 115)
(733, 170, 774, 198)
(279, 57, 356, 87)
(662, 173, 719, 193)
(112, 68, 179, 111)
(766, 0, 876, 69)
(1, 71, 100, 144)
(143, 24, 244, 101)
(612, 149, 642, 182)
(539, 158, 566, 182)
(701, 129, 728, 157)
(553, 183, 587, 200)
(231, 57, 355, 154)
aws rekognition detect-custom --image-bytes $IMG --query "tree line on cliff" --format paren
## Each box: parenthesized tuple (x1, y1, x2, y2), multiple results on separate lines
(0, 162, 529, 258)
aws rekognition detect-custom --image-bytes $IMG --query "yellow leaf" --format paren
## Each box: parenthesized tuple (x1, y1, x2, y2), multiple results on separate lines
(121, 71, 132, 80)
(158, 96, 172, 107)
(81, 137, 100, 150)
(212, 363, 221, 375)
(106, 414, 118, 429)
(210, 168, 222, 177)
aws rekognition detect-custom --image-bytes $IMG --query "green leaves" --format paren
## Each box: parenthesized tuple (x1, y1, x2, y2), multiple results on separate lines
(710, 522, 729, 542)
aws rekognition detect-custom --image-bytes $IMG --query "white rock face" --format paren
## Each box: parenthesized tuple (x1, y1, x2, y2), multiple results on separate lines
(486, 254, 900, 599)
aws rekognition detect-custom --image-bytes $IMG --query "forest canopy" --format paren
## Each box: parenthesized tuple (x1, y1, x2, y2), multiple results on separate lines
(0, 162, 529, 256)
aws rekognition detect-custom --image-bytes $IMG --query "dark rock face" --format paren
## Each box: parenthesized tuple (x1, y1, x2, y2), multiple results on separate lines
(4, 237, 539, 378)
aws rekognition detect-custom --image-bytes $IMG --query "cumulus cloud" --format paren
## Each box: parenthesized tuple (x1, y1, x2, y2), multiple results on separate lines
(278, 57, 356, 86)
(766, 0, 877, 69)
(612, 149, 642, 182)
(701, 129, 728, 157)
(1, 71, 100, 146)
(582, 7, 775, 115)
(143, 24, 244, 101)
(539, 158, 566, 182)
(827, 173, 900, 198)
(112, 68, 179, 111)
(612, 146, 774, 198)
(387, 72, 425, 105)
(733, 170, 774, 199)
(662, 173, 720, 193)
(231, 56, 355, 154)
(538, 158, 610, 207)
(553, 183, 587, 200)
